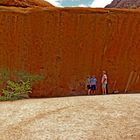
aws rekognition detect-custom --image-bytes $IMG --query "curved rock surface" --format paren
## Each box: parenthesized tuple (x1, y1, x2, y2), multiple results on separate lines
(0, 0, 54, 8)
(0, 6, 140, 97)
(105, 0, 140, 8)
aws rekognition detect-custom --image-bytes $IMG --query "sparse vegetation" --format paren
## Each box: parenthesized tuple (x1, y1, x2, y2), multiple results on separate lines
(0, 68, 44, 101)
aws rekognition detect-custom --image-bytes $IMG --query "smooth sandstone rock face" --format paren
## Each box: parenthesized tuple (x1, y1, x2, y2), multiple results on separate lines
(0, 6, 140, 97)
(105, 0, 140, 8)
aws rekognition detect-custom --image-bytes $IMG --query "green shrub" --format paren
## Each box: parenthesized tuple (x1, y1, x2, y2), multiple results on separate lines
(15, 71, 44, 83)
(0, 95, 21, 101)
(0, 69, 44, 101)
(0, 68, 9, 84)
(2, 80, 31, 99)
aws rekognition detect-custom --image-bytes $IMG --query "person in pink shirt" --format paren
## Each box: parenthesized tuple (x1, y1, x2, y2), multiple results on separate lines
(101, 71, 108, 95)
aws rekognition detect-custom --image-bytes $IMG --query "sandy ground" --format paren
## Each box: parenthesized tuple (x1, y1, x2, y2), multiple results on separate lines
(0, 94, 140, 140)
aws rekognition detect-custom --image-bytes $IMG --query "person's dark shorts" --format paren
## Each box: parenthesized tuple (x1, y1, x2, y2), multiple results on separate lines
(87, 85, 90, 89)
(90, 85, 96, 90)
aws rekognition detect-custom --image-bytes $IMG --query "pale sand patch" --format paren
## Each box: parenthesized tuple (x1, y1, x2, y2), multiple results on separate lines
(0, 94, 140, 140)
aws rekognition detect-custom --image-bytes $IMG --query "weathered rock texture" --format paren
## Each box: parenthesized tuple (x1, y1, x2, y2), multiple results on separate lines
(0, 0, 54, 8)
(0, 5, 140, 97)
(105, 0, 140, 8)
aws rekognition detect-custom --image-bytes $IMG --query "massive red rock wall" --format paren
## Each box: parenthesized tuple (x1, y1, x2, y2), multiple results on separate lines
(0, 7, 140, 97)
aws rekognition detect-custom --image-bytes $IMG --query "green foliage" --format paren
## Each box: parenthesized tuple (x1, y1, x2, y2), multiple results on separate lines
(0, 68, 9, 84)
(0, 96, 20, 101)
(2, 80, 32, 99)
(0, 69, 44, 101)
(15, 71, 44, 83)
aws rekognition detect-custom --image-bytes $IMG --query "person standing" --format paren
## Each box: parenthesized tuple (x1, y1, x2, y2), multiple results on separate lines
(90, 75, 97, 95)
(101, 71, 108, 95)
(86, 76, 91, 95)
